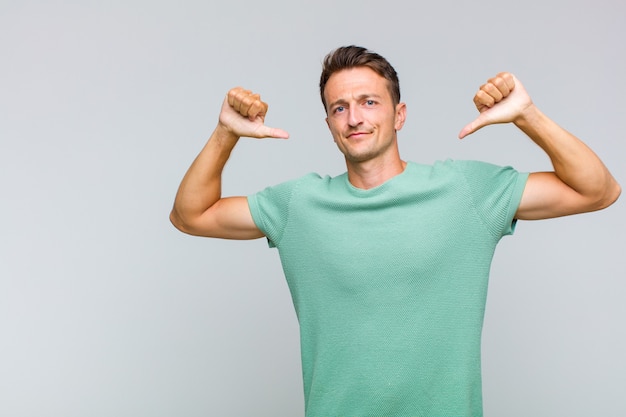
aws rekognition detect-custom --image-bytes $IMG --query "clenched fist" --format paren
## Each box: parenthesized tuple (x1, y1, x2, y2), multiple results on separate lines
(458, 72, 534, 139)
(218, 87, 289, 140)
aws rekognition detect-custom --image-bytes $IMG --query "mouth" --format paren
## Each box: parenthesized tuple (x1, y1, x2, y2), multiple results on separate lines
(347, 131, 370, 139)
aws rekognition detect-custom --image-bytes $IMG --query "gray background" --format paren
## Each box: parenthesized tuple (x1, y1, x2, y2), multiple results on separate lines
(1, 0, 624, 416)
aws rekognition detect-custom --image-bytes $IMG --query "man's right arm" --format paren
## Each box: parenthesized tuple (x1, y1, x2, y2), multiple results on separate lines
(169, 88, 289, 239)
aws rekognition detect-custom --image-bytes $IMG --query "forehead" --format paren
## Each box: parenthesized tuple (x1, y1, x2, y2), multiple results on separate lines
(324, 67, 391, 104)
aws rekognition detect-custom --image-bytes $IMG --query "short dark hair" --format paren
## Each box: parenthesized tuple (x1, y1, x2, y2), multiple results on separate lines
(319, 45, 401, 111)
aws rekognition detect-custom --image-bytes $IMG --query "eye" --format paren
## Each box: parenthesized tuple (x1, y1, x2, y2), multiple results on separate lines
(334, 105, 345, 114)
(365, 99, 375, 106)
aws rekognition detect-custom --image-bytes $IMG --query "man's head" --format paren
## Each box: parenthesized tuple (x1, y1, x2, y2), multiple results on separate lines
(320, 47, 407, 167)
(320, 46, 401, 112)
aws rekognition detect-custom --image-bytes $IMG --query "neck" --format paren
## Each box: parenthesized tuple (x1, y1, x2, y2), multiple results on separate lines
(346, 155, 407, 190)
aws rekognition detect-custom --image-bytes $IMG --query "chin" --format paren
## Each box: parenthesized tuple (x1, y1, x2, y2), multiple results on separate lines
(343, 151, 379, 164)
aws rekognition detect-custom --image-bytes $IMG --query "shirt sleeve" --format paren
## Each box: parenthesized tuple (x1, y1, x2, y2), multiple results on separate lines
(247, 173, 319, 248)
(453, 160, 529, 238)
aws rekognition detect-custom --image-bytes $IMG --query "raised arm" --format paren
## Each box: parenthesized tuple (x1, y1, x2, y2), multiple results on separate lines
(170, 87, 289, 238)
(459, 73, 620, 220)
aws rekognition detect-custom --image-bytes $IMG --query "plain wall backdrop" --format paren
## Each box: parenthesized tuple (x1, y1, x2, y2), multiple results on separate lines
(1, 0, 624, 416)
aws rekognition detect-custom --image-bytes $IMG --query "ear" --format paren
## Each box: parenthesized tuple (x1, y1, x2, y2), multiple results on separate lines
(394, 103, 407, 130)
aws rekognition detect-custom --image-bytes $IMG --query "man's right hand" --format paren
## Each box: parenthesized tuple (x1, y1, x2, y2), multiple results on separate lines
(170, 87, 288, 239)
(218, 87, 290, 140)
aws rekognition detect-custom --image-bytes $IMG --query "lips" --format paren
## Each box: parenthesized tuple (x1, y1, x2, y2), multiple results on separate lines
(347, 131, 370, 138)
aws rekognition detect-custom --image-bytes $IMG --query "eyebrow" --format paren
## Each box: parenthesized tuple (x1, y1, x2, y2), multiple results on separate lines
(328, 93, 382, 109)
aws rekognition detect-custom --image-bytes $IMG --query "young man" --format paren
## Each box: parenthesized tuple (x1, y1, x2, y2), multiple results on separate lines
(170, 46, 620, 416)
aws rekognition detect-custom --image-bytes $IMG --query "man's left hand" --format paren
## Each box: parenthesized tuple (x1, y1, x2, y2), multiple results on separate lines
(458, 72, 534, 139)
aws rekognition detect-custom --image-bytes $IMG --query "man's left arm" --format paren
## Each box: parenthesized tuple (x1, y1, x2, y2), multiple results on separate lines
(459, 72, 621, 220)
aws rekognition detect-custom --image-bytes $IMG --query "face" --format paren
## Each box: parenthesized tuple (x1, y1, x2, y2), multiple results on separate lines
(324, 67, 406, 165)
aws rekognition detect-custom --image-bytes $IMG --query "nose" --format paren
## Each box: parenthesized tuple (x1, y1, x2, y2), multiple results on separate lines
(347, 106, 363, 127)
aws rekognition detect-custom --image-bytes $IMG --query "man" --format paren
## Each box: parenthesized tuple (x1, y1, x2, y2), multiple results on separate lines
(170, 46, 620, 416)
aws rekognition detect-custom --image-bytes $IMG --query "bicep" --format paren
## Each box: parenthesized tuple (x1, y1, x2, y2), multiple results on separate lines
(516, 172, 600, 220)
(175, 196, 265, 239)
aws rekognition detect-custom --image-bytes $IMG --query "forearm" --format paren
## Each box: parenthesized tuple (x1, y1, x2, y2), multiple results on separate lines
(170, 124, 240, 230)
(515, 105, 621, 208)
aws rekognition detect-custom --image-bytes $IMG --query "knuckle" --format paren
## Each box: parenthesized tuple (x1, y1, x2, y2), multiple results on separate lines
(228, 86, 243, 97)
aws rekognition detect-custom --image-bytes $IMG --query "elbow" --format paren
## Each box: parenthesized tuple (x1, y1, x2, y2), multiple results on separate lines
(169, 208, 193, 235)
(591, 179, 621, 211)
(169, 209, 184, 232)
(604, 180, 622, 208)
(169, 208, 215, 237)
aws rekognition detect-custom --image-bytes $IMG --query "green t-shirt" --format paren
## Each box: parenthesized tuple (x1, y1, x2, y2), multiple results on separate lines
(248, 160, 528, 417)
